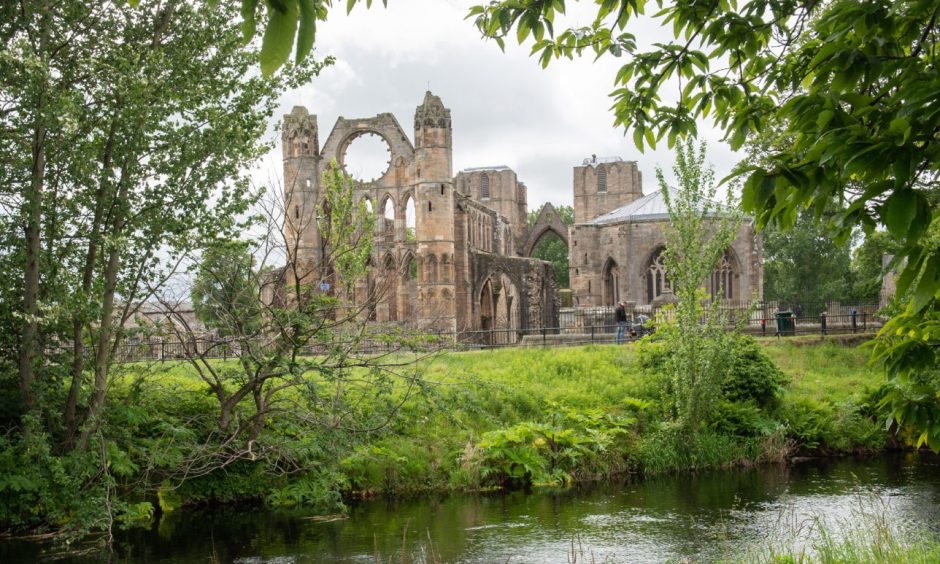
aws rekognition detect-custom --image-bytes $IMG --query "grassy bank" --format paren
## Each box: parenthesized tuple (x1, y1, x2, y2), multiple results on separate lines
(0, 338, 898, 533)
(162, 340, 885, 498)
(333, 339, 888, 496)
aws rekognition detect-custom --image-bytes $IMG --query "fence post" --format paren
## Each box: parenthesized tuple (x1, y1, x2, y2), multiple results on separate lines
(161, 341, 165, 362)
(761, 318, 766, 336)
(542, 327, 547, 347)
(591, 325, 595, 344)
(863, 312, 867, 332)
(820, 312, 827, 336)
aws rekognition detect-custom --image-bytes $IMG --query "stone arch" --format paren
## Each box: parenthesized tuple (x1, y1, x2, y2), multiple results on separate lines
(401, 251, 418, 321)
(523, 203, 569, 257)
(401, 191, 416, 241)
(425, 253, 438, 283)
(479, 279, 495, 331)
(440, 253, 452, 283)
(603, 258, 620, 306)
(401, 250, 417, 280)
(379, 193, 395, 235)
(478, 270, 520, 341)
(382, 253, 399, 322)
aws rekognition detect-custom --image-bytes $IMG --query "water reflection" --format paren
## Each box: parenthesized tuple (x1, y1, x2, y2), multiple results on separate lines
(4, 453, 939, 563)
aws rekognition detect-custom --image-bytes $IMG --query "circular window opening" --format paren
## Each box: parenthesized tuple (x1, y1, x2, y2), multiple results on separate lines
(342, 132, 391, 182)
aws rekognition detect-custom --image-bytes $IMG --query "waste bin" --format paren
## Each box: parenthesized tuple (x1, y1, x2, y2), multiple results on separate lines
(775, 311, 795, 336)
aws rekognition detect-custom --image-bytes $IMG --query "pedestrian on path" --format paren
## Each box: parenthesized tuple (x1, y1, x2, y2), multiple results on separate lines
(615, 301, 628, 344)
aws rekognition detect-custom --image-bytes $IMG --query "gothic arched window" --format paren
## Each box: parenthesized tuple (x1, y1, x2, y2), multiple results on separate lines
(710, 251, 737, 300)
(481, 173, 490, 199)
(646, 248, 669, 303)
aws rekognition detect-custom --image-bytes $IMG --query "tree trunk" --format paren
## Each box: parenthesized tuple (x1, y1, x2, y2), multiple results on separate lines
(19, 117, 45, 414)
(18, 1, 51, 417)
(77, 167, 130, 451)
(63, 119, 117, 450)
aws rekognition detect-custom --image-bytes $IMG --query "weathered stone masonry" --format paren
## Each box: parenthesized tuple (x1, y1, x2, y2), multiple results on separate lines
(282, 92, 559, 336)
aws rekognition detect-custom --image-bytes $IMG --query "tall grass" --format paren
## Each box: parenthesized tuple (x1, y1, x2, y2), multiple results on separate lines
(730, 500, 940, 564)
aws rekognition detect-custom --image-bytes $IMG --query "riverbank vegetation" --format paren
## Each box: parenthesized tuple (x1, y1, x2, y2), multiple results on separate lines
(0, 337, 904, 535)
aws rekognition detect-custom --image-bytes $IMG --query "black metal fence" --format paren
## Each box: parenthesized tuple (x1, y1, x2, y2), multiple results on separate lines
(57, 310, 881, 364)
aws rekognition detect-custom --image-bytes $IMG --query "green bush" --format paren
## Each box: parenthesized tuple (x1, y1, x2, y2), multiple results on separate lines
(476, 405, 633, 488)
(776, 398, 883, 453)
(0, 422, 108, 534)
(639, 334, 787, 410)
(778, 398, 834, 451)
(723, 335, 789, 409)
(709, 400, 780, 437)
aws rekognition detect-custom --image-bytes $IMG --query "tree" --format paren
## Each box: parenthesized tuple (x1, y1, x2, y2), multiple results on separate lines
(528, 204, 573, 288)
(762, 213, 855, 309)
(851, 231, 900, 302)
(468, 0, 940, 449)
(192, 242, 264, 337)
(156, 161, 437, 487)
(1, 0, 324, 448)
(659, 139, 741, 433)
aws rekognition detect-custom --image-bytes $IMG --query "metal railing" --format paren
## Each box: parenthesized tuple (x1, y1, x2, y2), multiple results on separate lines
(41, 311, 881, 364)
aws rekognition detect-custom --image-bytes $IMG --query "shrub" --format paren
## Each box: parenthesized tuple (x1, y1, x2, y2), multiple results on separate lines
(476, 405, 633, 488)
(777, 398, 834, 451)
(723, 335, 789, 409)
(709, 400, 780, 437)
(777, 398, 886, 453)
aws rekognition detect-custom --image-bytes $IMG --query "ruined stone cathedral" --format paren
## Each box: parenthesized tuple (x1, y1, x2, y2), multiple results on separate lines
(281, 92, 559, 336)
(281, 91, 762, 337)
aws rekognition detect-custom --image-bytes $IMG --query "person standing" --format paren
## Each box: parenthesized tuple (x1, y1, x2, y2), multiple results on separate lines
(615, 301, 628, 344)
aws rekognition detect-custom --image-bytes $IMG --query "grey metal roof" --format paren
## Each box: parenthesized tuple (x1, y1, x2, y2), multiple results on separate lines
(461, 165, 512, 172)
(588, 191, 671, 225)
(587, 189, 730, 225)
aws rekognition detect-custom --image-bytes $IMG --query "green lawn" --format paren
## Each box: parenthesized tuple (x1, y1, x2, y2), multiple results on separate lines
(762, 340, 883, 402)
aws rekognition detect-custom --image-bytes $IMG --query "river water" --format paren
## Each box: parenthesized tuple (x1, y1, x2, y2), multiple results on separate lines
(5, 453, 940, 563)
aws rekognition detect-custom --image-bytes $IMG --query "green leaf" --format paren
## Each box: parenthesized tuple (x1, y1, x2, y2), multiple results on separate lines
(261, 0, 300, 76)
(881, 190, 917, 239)
(241, 0, 259, 43)
(296, 0, 316, 64)
(889, 117, 910, 143)
(912, 254, 939, 313)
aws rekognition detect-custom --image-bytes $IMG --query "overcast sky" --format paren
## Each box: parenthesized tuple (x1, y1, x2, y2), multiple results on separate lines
(266, 0, 741, 211)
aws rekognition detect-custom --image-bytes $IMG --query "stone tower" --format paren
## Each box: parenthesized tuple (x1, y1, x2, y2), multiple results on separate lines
(413, 92, 457, 331)
(282, 106, 321, 283)
(573, 158, 643, 224)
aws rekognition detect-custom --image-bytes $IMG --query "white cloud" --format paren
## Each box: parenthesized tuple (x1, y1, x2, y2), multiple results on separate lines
(264, 0, 743, 211)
